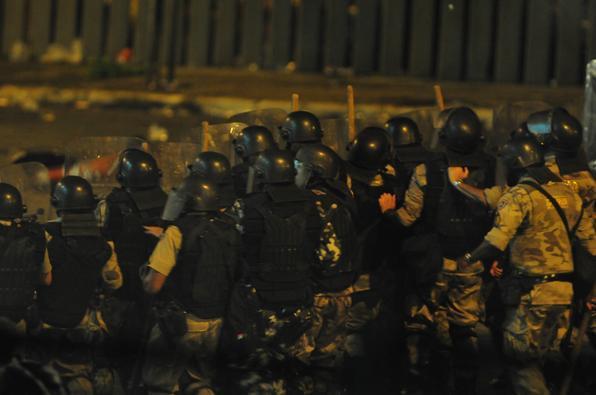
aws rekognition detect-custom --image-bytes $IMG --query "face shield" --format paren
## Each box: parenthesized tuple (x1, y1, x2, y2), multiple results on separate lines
(526, 110, 553, 147)
(161, 188, 188, 222)
(294, 160, 312, 189)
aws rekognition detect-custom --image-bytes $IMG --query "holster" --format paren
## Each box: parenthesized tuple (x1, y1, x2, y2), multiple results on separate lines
(155, 301, 188, 339)
(500, 272, 574, 306)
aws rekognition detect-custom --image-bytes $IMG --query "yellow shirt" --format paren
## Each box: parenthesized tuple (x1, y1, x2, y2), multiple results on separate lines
(147, 225, 183, 277)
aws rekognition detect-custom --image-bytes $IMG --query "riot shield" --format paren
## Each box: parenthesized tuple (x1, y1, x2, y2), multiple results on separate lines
(583, 60, 596, 175)
(227, 108, 287, 145)
(65, 137, 148, 198)
(196, 122, 247, 166)
(396, 107, 440, 150)
(149, 142, 200, 192)
(491, 101, 551, 154)
(320, 118, 350, 159)
(0, 162, 52, 223)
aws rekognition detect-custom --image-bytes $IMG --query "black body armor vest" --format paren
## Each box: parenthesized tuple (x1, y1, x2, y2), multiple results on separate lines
(165, 214, 240, 319)
(0, 222, 45, 322)
(242, 185, 321, 308)
(105, 187, 166, 301)
(38, 222, 111, 328)
(348, 167, 401, 273)
(423, 154, 494, 259)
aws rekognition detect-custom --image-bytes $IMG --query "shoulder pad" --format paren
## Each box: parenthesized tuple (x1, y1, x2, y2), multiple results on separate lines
(128, 187, 168, 212)
(106, 187, 128, 202)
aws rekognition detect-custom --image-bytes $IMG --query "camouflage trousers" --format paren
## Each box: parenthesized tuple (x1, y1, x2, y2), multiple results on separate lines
(401, 259, 484, 392)
(37, 310, 106, 395)
(502, 297, 571, 395)
(309, 288, 353, 369)
(141, 313, 222, 395)
(224, 285, 316, 394)
(405, 258, 484, 343)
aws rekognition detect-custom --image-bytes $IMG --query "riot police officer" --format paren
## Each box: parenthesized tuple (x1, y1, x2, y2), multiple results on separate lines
(97, 148, 167, 388)
(100, 149, 167, 302)
(188, 151, 237, 209)
(37, 176, 122, 395)
(344, 126, 403, 393)
(231, 125, 278, 197)
(379, 107, 495, 394)
(0, 183, 48, 334)
(458, 137, 595, 394)
(224, 149, 322, 393)
(294, 143, 359, 392)
(345, 127, 396, 288)
(385, 116, 433, 203)
(140, 175, 241, 395)
(279, 111, 324, 154)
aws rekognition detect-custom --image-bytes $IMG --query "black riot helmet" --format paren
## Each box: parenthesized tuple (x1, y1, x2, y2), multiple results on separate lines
(509, 122, 533, 140)
(437, 107, 482, 154)
(188, 151, 231, 182)
(498, 136, 560, 186)
(347, 127, 392, 171)
(162, 175, 219, 220)
(0, 183, 25, 219)
(526, 107, 583, 155)
(295, 144, 340, 189)
(181, 175, 219, 212)
(253, 149, 297, 185)
(385, 117, 422, 147)
(279, 111, 323, 145)
(295, 144, 340, 180)
(233, 125, 277, 161)
(499, 137, 544, 170)
(116, 148, 162, 189)
(51, 176, 97, 212)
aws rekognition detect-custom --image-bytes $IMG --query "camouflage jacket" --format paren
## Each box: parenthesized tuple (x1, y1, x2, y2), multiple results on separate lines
(485, 177, 596, 304)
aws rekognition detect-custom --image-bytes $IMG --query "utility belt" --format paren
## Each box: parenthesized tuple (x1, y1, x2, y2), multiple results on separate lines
(501, 271, 574, 306)
(513, 271, 574, 286)
(154, 300, 188, 340)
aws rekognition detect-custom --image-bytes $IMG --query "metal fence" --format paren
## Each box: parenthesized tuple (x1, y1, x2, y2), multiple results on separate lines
(1, 0, 595, 85)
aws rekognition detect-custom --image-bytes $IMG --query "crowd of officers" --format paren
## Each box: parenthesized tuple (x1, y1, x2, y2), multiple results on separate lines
(0, 106, 594, 395)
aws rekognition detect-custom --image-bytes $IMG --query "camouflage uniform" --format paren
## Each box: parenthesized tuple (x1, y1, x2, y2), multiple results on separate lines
(483, 178, 596, 394)
(391, 164, 484, 342)
(545, 156, 596, 353)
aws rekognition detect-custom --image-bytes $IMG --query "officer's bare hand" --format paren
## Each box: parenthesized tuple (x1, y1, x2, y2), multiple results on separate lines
(448, 166, 469, 183)
(587, 295, 596, 311)
(490, 261, 503, 279)
(378, 193, 397, 213)
(144, 226, 163, 238)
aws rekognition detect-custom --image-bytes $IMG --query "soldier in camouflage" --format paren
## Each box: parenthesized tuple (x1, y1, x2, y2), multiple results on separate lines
(456, 137, 595, 395)
(451, 108, 596, 350)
